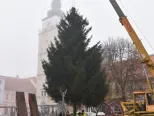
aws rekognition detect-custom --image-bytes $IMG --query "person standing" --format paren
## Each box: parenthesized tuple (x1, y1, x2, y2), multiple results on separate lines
(81, 110, 86, 116)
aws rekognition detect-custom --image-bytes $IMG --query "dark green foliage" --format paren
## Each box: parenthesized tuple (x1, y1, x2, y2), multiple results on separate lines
(42, 7, 108, 108)
(82, 44, 108, 107)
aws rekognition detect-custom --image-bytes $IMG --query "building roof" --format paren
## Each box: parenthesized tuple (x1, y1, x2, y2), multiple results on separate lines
(0, 75, 36, 94)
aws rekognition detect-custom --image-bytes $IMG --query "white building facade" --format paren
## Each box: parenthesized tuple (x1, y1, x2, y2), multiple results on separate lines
(36, 0, 63, 105)
(0, 76, 36, 115)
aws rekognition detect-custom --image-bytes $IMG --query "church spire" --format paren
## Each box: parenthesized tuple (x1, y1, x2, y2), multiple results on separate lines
(47, 0, 63, 18)
(51, 0, 61, 11)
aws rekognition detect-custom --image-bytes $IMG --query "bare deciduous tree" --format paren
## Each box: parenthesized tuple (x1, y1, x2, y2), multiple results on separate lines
(103, 37, 144, 101)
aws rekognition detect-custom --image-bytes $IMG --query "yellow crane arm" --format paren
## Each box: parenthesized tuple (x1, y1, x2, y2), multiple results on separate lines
(109, 0, 154, 91)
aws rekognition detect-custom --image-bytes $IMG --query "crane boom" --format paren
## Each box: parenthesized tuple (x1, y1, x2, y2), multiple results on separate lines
(109, 0, 154, 81)
(109, 0, 154, 91)
(109, 1, 154, 114)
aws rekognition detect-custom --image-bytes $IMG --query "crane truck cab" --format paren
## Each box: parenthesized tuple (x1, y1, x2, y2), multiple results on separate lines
(134, 91, 154, 112)
(120, 92, 154, 115)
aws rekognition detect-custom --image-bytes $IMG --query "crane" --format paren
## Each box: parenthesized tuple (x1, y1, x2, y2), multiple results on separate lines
(109, 0, 154, 115)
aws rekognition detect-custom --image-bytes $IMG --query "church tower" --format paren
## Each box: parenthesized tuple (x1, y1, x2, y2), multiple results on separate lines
(36, 0, 63, 105)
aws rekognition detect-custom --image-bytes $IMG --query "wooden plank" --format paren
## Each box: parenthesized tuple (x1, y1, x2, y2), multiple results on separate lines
(16, 92, 28, 116)
(29, 93, 39, 116)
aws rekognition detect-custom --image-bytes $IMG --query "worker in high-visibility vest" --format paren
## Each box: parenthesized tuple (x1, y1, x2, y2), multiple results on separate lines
(76, 112, 82, 116)
(66, 110, 70, 116)
(76, 112, 79, 116)
(81, 110, 86, 116)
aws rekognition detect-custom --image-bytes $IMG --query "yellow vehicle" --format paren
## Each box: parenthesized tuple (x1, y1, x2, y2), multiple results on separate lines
(109, 0, 154, 115)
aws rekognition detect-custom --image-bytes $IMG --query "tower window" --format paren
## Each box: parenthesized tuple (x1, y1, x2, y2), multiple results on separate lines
(47, 22, 50, 27)
(41, 91, 44, 96)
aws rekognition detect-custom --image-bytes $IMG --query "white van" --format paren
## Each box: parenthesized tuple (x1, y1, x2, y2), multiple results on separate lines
(85, 112, 105, 116)
(97, 112, 105, 116)
(70, 111, 105, 116)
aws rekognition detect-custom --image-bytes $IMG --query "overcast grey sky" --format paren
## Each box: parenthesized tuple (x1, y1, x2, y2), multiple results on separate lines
(0, 0, 154, 77)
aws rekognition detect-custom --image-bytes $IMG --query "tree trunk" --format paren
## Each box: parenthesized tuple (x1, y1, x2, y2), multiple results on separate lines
(121, 91, 126, 102)
(73, 103, 77, 116)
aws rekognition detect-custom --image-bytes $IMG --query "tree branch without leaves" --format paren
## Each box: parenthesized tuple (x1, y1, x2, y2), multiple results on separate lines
(103, 37, 144, 101)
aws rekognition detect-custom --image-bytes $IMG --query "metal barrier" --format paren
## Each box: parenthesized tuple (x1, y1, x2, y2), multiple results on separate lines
(0, 103, 123, 116)
(38, 104, 61, 116)
(0, 105, 59, 116)
(0, 106, 17, 116)
(0, 105, 58, 116)
(97, 102, 115, 116)
(109, 103, 123, 115)
(96, 102, 124, 116)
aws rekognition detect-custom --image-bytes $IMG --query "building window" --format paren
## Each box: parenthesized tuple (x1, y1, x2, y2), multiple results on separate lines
(44, 92, 46, 96)
(5, 108, 8, 114)
(11, 94, 14, 100)
(41, 91, 47, 97)
(143, 84, 148, 90)
(41, 91, 44, 96)
(6, 94, 9, 100)
(128, 85, 133, 91)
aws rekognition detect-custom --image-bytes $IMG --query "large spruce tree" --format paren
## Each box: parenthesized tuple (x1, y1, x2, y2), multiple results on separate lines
(42, 7, 108, 115)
